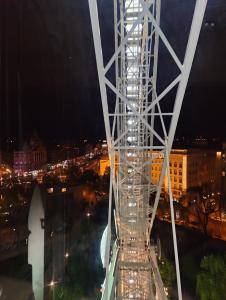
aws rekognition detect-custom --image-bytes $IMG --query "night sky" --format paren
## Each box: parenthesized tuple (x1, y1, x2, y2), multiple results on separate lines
(0, 0, 226, 145)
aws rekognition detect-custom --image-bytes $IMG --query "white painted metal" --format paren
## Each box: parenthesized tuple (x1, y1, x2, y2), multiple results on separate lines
(28, 186, 45, 300)
(88, 0, 207, 299)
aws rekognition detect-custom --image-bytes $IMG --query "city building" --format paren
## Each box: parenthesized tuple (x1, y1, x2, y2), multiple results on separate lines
(219, 143, 226, 212)
(0, 150, 12, 175)
(99, 155, 110, 176)
(152, 149, 220, 200)
(99, 149, 221, 200)
(14, 134, 47, 173)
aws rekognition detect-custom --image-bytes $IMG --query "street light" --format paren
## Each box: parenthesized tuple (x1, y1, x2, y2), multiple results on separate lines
(48, 280, 57, 300)
(49, 281, 55, 287)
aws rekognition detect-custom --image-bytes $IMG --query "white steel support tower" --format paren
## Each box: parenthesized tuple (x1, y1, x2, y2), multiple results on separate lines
(88, 0, 207, 299)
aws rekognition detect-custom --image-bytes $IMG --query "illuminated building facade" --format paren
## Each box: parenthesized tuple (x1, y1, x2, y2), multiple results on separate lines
(152, 149, 219, 200)
(99, 155, 110, 176)
(219, 144, 226, 212)
(14, 134, 47, 173)
(100, 149, 220, 200)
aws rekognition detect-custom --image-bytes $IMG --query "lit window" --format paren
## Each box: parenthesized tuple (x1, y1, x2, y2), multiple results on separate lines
(128, 219, 136, 223)
(47, 188, 53, 194)
(128, 202, 137, 207)
(127, 118, 135, 125)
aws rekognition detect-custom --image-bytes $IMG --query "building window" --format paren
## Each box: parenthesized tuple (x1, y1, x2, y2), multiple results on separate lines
(47, 188, 53, 194)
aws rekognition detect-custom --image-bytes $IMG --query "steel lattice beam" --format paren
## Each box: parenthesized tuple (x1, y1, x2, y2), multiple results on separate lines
(88, 0, 207, 299)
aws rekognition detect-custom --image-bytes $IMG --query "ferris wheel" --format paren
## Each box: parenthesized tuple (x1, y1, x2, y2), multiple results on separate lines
(88, 0, 207, 299)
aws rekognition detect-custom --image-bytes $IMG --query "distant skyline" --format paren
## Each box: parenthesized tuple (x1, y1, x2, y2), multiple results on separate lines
(0, 0, 226, 142)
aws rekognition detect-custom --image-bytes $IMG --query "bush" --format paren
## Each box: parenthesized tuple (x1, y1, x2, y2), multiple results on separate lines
(196, 254, 226, 300)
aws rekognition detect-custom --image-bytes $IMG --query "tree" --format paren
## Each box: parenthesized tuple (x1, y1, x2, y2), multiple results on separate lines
(188, 185, 219, 235)
(93, 195, 109, 224)
(101, 171, 110, 193)
(49, 283, 83, 300)
(159, 257, 176, 289)
(66, 165, 80, 185)
(196, 254, 226, 300)
(42, 174, 59, 187)
(79, 170, 99, 185)
(66, 249, 102, 297)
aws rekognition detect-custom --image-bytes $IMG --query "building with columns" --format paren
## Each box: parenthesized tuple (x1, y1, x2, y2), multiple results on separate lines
(14, 134, 47, 173)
